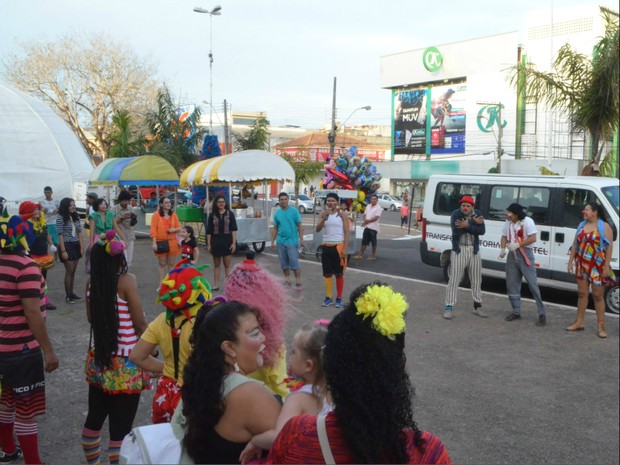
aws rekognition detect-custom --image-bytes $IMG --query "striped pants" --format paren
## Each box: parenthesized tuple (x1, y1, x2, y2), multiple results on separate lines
(445, 246, 482, 307)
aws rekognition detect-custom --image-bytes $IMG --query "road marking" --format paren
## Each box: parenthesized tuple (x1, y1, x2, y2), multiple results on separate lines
(261, 252, 617, 318)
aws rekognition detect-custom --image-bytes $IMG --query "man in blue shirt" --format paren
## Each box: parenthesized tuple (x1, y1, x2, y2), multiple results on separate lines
(271, 192, 304, 290)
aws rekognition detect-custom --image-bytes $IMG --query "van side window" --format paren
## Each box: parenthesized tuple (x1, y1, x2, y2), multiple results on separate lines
(489, 186, 551, 224)
(435, 183, 481, 215)
(560, 189, 591, 228)
(489, 186, 518, 220)
(521, 187, 551, 224)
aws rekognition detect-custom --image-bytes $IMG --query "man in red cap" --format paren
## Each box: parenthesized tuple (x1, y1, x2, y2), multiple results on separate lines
(443, 195, 486, 320)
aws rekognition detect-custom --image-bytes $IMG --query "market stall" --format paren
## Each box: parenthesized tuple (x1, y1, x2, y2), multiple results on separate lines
(180, 150, 295, 252)
(88, 155, 180, 225)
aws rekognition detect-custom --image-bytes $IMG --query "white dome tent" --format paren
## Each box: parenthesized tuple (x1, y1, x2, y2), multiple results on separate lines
(0, 81, 94, 211)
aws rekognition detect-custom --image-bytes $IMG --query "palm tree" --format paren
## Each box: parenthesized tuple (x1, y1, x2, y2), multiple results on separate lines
(232, 117, 270, 151)
(510, 9, 618, 176)
(144, 85, 207, 170)
(108, 110, 147, 158)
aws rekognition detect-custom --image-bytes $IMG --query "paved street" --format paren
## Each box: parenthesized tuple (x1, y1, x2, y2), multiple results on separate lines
(34, 233, 619, 465)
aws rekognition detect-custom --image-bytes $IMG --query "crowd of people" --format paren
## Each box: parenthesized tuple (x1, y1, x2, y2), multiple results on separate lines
(0, 185, 616, 464)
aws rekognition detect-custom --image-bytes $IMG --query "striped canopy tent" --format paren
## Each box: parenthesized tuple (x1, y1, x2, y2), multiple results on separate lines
(180, 150, 295, 187)
(89, 155, 179, 186)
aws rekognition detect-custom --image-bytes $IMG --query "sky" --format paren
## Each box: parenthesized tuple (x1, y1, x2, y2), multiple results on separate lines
(1, 0, 616, 129)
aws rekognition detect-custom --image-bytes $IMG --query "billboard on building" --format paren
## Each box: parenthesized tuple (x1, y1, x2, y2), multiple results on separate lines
(393, 83, 467, 155)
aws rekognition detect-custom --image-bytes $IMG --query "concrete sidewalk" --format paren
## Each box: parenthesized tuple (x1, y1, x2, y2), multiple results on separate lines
(37, 238, 619, 464)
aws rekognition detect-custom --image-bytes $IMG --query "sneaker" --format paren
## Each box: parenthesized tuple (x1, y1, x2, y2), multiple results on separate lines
(294, 283, 303, 292)
(334, 298, 343, 308)
(505, 313, 521, 321)
(321, 297, 333, 307)
(536, 315, 547, 327)
(70, 293, 83, 301)
(65, 297, 75, 304)
(0, 446, 22, 463)
(443, 309, 452, 320)
(472, 307, 488, 318)
(45, 302, 57, 310)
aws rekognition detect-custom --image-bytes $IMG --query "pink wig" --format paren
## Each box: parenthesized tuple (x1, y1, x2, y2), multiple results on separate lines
(225, 253, 289, 365)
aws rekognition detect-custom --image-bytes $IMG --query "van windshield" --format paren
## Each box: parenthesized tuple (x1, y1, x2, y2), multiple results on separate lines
(602, 185, 619, 214)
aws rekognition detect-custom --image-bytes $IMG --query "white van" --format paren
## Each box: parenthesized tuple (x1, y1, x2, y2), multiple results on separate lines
(420, 174, 619, 313)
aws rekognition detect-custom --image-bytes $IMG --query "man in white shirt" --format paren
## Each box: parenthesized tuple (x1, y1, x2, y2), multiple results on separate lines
(354, 194, 382, 261)
(500, 203, 547, 326)
(40, 186, 60, 259)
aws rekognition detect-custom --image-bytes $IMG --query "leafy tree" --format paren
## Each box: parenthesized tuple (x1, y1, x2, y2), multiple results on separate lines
(510, 10, 619, 175)
(2, 33, 158, 161)
(232, 117, 270, 151)
(108, 110, 147, 158)
(144, 85, 206, 170)
(280, 148, 324, 201)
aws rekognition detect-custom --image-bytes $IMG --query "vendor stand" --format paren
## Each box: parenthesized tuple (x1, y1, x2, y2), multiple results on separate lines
(180, 150, 295, 253)
(87, 155, 180, 226)
(311, 189, 359, 262)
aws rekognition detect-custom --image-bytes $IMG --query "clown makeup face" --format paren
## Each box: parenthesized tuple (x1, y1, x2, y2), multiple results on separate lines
(224, 313, 266, 375)
(505, 211, 518, 223)
(460, 202, 473, 216)
(582, 204, 598, 222)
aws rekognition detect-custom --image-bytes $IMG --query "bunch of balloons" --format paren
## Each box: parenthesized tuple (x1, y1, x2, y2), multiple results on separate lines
(322, 146, 382, 213)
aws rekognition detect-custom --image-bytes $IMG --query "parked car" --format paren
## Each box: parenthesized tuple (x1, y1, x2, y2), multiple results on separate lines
(376, 194, 403, 211)
(165, 189, 192, 207)
(271, 194, 316, 214)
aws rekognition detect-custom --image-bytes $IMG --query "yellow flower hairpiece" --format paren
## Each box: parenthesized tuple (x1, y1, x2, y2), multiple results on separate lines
(355, 284, 408, 340)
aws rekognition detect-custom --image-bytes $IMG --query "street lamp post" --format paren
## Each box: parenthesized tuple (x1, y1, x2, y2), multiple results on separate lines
(193, 5, 222, 131)
(340, 105, 371, 151)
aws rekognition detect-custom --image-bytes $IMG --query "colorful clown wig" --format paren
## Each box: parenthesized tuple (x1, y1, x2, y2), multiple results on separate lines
(225, 252, 289, 365)
(0, 210, 35, 253)
(158, 261, 213, 323)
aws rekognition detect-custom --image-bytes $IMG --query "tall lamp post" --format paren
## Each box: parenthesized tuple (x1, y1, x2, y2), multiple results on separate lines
(193, 5, 222, 131)
(340, 105, 371, 150)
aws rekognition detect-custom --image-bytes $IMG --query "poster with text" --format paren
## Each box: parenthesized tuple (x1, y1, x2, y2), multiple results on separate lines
(393, 88, 427, 155)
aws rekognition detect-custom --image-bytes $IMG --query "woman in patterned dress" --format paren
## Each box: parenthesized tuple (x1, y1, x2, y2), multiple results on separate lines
(567, 203, 616, 338)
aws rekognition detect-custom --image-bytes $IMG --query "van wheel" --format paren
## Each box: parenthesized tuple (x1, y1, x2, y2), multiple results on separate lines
(604, 285, 619, 314)
(252, 242, 265, 253)
(442, 258, 471, 287)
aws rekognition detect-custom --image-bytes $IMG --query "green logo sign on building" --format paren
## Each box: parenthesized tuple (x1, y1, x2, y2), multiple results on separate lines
(423, 47, 443, 72)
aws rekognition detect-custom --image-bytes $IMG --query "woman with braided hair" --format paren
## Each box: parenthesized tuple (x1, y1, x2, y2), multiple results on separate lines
(268, 282, 451, 464)
(81, 231, 150, 465)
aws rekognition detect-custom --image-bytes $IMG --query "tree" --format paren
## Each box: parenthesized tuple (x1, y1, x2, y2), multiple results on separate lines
(2, 33, 158, 162)
(108, 110, 148, 158)
(509, 9, 619, 175)
(144, 85, 206, 170)
(232, 117, 270, 151)
(280, 148, 324, 201)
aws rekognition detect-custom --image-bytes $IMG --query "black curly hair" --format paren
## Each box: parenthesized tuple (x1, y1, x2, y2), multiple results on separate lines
(89, 241, 127, 368)
(181, 300, 257, 464)
(323, 281, 424, 463)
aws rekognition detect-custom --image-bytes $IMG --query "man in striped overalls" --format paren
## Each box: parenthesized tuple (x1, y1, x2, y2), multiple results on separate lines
(443, 195, 486, 320)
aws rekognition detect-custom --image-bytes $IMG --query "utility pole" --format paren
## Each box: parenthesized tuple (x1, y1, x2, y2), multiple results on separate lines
(223, 99, 229, 154)
(328, 77, 337, 159)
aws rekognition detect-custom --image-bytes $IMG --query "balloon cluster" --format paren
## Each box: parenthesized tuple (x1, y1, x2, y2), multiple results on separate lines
(322, 146, 382, 213)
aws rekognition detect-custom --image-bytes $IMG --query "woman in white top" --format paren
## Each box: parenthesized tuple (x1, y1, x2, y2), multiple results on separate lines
(316, 192, 350, 308)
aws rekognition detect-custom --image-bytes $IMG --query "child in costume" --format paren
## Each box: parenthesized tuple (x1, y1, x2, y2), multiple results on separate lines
(239, 322, 332, 464)
(225, 252, 290, 399)
(19, 201, 57, 310)
(129, 261, 212, 423)
(179, 226, 199, 265)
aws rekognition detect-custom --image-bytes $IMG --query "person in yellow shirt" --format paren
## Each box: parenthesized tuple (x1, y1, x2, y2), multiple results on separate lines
(130, 262, 212, 423)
